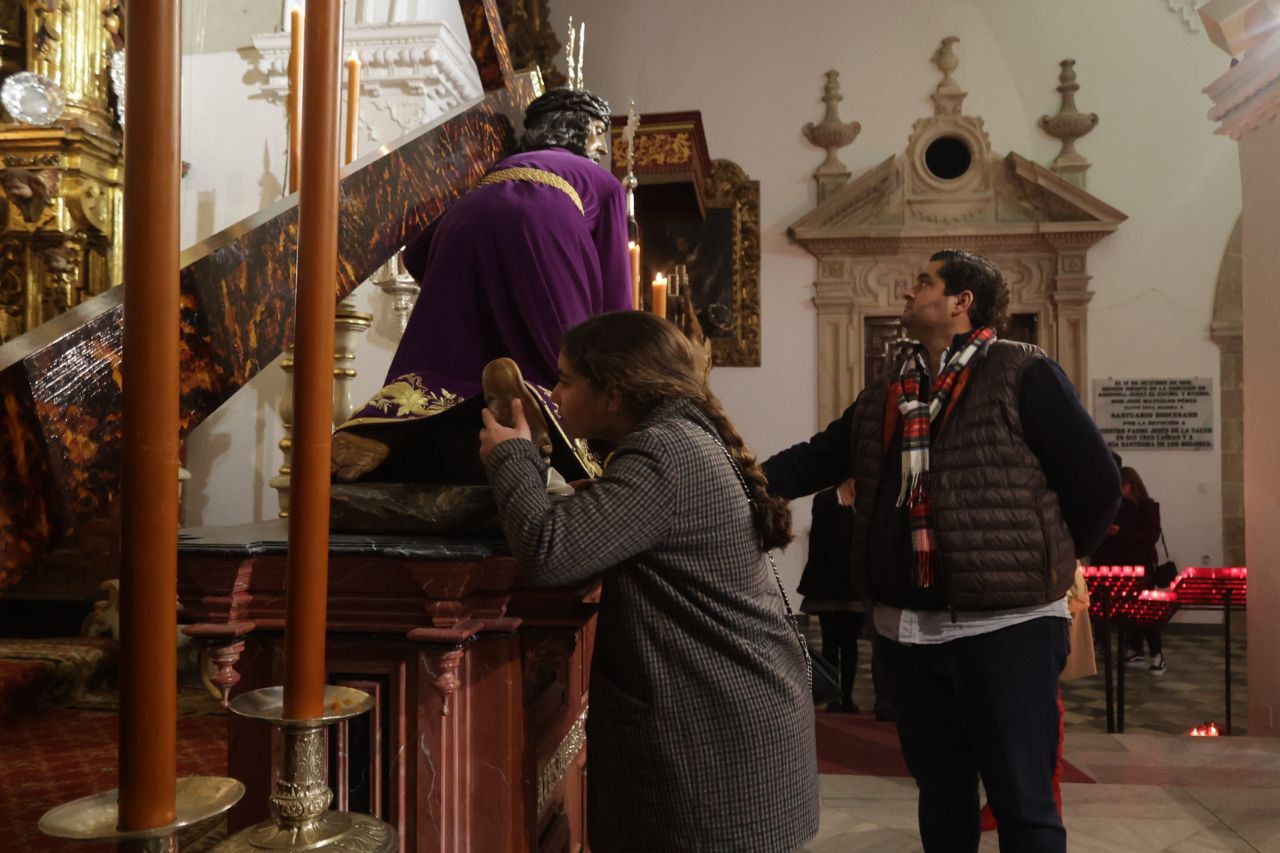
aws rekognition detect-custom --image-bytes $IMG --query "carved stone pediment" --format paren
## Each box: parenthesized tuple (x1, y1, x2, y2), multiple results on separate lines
(788, 38, 1126, 426)
(789, 151, 1124, 249)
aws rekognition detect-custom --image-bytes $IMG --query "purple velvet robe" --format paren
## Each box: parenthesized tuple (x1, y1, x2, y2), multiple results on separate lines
(383, 147, 631, 400)
(339, 148, 628, 481)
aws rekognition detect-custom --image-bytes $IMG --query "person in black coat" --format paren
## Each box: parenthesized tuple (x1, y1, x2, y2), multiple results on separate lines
(1091, 466, 1165, 673)
(800, 481, 862, 713)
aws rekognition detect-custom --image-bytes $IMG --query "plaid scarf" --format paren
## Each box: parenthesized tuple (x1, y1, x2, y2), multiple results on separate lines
(896, 326, 996, 588)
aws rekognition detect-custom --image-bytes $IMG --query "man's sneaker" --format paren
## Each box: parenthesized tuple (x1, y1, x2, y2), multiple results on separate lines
(1149, 654, 1166, 675)
(1124, 650, 1145, 666)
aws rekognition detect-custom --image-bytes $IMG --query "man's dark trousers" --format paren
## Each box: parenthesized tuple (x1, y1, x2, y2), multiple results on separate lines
(875, 616, 1070, 853)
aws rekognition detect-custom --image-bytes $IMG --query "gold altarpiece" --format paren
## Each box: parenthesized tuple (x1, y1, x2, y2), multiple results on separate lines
(0, 0, 123, 344)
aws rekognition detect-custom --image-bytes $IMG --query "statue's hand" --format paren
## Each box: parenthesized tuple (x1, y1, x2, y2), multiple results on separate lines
(331, 431, 391, 482)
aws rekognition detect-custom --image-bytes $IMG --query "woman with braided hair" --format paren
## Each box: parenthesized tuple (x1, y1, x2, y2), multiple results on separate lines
(479, 311, 819, 852)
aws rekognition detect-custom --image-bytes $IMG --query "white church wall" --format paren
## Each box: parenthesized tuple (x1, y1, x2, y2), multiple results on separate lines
(178, 1, 481, 527)
(557, 0, 1241, 593)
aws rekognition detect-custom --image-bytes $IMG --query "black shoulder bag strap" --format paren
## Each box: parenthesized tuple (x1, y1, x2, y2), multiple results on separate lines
(698, 423, 813, 689)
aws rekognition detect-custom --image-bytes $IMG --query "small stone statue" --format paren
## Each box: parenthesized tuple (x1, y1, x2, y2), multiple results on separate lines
(0, 168, 58, 223)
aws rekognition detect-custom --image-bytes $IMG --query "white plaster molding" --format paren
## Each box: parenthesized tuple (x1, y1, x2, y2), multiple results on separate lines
(251, 20, 480, 120)
(282, 0, 451, 27)
(788, 37, 1125, 413)
(1204, 31, 1280, 137)
(1167, 0, 1210, 32)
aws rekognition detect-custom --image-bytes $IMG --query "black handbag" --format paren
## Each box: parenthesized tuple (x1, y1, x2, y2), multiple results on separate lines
(1153, 532, 1177, 588)
(810, 652, 841, 705)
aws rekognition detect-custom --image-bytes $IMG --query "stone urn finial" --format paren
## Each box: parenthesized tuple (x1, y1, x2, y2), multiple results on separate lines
(930, 37, 966, 115)
(933, 36, 961, 87)
(1039, 59, 1098, 188)
(803, 70, 861, 200)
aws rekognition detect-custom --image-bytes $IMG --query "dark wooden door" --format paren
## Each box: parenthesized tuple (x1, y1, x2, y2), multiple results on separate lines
(864, 313, 1039, 387)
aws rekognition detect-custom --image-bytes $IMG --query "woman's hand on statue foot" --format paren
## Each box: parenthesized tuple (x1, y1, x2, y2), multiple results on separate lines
(480, 398, 533, 462)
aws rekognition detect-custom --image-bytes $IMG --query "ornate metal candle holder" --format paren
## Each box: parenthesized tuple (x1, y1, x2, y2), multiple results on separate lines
(39, 775, 244, 852)
(213, 685, 396, 852)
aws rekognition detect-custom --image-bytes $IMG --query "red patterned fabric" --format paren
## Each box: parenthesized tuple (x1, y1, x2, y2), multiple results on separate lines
(0, 659, 55, 720)
(0, 710, 225, 851)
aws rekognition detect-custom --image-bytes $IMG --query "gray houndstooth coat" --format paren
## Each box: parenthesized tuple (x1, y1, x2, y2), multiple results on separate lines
(485, 398, 819, 852)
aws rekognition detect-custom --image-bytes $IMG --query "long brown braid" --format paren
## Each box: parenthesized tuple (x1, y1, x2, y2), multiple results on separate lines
(561, 312, 793, 551)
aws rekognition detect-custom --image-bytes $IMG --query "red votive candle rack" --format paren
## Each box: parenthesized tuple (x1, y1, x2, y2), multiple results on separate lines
(1082, 565, 1146, 620)
(1170, 566, 1247, 736)
(1170, 566, 1247, 606)
(1114, 588, 1180, 626)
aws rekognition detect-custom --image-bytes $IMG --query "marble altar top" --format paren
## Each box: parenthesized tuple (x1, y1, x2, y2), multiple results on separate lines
(177, 519, 510, 561)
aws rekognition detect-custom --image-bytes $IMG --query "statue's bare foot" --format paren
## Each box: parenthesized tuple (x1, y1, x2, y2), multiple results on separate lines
(331, 431, 391, 482)
(482, 358, 553, 460)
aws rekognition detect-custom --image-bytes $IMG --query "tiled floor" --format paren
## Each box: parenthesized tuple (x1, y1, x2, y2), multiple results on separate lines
(803, 734, 1280, 851)
(803, 617, 1271, 851)
(806, 619, 1248, 735)
(1061, 619, 1247, 735)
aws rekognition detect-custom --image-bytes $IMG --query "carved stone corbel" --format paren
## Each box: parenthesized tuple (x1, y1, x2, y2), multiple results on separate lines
(204, 639, 247, 708)
(32, 0, 61, 61)
(0, 168, 60, 225)
(67, 176, 112, 235)
(426, 648, 464, 716)
(38, 234, 83, 314)
(0, 238, 24, 325)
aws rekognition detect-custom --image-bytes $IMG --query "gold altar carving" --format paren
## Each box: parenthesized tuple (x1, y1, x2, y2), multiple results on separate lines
(0, 1, 124, 345)
(627, 157, 762, 367)
(536, 708, 587, 816)
(613, 131, 696, 170)
(609, 112, 761, 366)
(701, 158, 761, 366)
(498, 0, 566, 88)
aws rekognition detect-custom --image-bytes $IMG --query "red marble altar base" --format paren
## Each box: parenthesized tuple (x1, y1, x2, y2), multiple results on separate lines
(178, 523, 595, 852)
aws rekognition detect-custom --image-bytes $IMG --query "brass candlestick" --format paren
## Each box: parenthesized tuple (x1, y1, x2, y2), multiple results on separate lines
(213, 685, 396, 852)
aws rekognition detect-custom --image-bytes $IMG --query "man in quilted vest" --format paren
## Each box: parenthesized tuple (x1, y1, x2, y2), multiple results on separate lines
(763, 250, 1120, 853)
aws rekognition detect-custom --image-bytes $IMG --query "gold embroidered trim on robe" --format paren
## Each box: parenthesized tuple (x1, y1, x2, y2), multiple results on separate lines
(337, 374, 465, 429)
(532, 381, 604, 478)
(476, 167, 585, 215)
(337, 374, 604, 479)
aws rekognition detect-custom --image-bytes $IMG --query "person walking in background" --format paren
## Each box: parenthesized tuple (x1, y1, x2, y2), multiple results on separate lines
(800, 480, 865, 714)
(479, 311, 819, 852)
(1092, 466, 1165, 674)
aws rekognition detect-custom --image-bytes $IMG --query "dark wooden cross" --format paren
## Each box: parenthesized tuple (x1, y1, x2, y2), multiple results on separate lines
(0, 0, 535, 591)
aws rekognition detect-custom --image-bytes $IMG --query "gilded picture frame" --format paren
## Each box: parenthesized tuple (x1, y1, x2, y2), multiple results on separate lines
(641, 159, 761, 367)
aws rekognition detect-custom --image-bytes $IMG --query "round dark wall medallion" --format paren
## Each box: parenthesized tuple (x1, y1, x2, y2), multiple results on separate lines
(924, 136, 972, 180)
